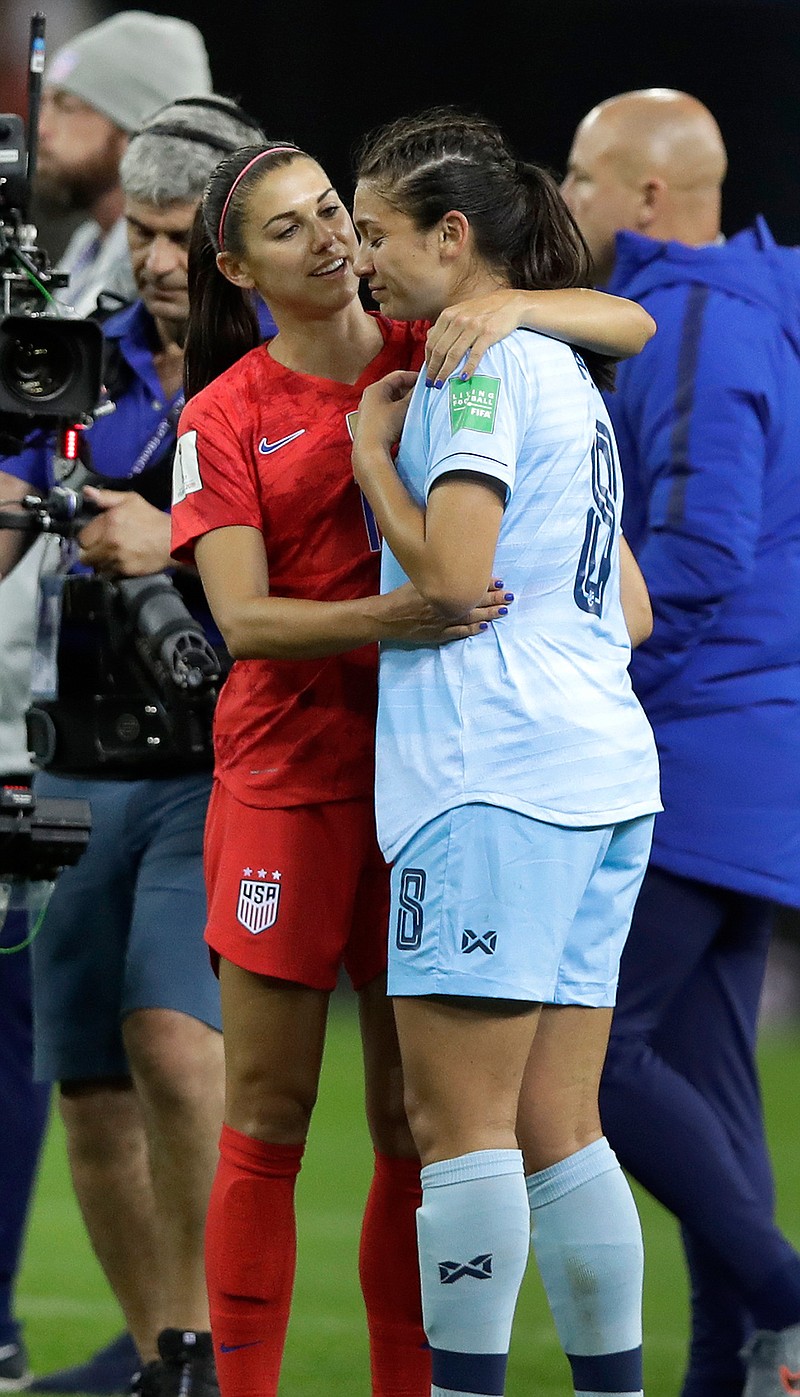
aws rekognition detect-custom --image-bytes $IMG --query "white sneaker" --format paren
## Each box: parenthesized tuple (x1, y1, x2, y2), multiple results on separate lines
(0, 1343, 32, 1393)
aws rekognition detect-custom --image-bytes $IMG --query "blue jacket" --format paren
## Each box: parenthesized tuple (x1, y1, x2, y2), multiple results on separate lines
(607, 219, 800, 906)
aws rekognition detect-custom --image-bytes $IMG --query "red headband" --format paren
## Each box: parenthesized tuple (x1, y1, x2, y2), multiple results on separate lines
(217, 146, 300, 251)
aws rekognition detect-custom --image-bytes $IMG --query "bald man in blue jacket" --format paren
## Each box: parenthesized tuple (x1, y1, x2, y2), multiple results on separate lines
(563, 89, 800, 1397)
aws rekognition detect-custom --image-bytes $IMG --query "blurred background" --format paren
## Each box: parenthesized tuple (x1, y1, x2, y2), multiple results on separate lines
(2, 0, 800, 250)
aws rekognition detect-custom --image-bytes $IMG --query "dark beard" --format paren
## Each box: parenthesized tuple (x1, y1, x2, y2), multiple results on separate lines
(34, 142, 121, 216)
(34, 170, 81, 214)
(35, 167, 117, 215)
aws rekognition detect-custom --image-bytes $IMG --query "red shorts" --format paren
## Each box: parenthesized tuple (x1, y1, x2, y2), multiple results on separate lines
(203, 780, 390, 990)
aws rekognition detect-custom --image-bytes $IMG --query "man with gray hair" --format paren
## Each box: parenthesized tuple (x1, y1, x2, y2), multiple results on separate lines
(0, 96, 267, 1397)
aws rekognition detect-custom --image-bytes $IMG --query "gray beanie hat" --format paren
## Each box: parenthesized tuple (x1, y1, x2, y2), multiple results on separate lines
(45, 10, 212, 134)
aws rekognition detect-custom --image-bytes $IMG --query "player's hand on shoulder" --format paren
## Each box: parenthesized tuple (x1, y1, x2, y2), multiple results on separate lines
(379, 579, 513, 645)
(425, 290, 523, 388)
(78, 486, 173, 576)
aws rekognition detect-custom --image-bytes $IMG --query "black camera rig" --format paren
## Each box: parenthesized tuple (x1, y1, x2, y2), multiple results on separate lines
(0, 18, 219, 778)
(0, 783, 91, 946)
(0, 13, 104, 453)
(0, 484, 223, 775)
(0, 783, 90, 882)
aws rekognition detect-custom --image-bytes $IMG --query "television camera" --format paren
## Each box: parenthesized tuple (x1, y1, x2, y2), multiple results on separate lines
(0, 484, 222, 771)
(0, 13, 103, 454)
(0, 14, 220, 778)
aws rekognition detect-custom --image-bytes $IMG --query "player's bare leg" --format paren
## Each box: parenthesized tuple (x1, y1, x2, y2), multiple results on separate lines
(393, 995, 539, 1397)
(359, 973, 416, 1158)
(516, 1004, 611, 1169)
(219, 962, 329, 1143)
(395, 995, 539, 1164)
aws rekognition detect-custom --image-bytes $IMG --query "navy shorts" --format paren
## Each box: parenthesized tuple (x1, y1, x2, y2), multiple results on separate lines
(31, 771, 220, 1082)
(388, 804, 654, 1005)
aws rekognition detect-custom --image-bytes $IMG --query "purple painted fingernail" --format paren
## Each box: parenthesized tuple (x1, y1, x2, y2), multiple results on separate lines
(498, 606, 508, 616)
(504, 592, 514, 602)
(459, 372, 469, 381)
(493, 580, 504, 588)
(479, 622, 489, 631)
(425, 378, 433, 388)
(434, 379, 444, 390)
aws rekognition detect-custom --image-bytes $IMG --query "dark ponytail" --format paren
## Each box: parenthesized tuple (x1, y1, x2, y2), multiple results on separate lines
(510, 160, 592, 289)
(513, 161, 615, 391)
(183, 142, 305, 401)
(356, 108, 615, 390)
(184, 203, 260, 400)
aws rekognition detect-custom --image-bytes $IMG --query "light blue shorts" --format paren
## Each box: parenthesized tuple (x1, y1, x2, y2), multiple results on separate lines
(388, 804, 654, 1006)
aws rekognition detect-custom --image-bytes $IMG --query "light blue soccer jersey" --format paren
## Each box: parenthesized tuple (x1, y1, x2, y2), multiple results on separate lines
(376, 330, 662, 862)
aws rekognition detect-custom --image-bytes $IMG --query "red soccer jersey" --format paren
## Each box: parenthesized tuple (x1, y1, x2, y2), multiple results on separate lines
(171, 314, 427, 808)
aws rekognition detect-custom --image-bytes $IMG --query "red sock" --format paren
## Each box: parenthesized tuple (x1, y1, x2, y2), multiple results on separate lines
(206, 1123, 304, 1397)
(359, 1151, 430, 1397)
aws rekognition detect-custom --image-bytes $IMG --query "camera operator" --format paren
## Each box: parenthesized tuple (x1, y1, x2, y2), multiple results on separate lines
(0, 95, 267, 1397)
(1, 16, 214, 1394)
(2, 9, 214, 790)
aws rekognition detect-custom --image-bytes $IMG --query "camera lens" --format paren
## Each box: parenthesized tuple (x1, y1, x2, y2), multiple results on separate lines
(0, 325, 76, 403)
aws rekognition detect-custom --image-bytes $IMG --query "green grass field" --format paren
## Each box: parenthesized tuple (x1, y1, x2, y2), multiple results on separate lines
(16, 1002, 800, 1395)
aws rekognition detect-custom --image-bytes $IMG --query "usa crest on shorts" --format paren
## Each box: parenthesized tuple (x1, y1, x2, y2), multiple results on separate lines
(237, 867, 281, 934)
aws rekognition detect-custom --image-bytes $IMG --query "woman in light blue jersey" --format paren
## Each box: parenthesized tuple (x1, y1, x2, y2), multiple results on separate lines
(351, 108, 661, 1397)
(166, 135, 657, 1397)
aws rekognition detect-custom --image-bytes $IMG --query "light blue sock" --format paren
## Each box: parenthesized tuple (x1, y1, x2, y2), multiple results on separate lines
(527, 1137, 644, 1397)
(417, 1148, 530, 1397)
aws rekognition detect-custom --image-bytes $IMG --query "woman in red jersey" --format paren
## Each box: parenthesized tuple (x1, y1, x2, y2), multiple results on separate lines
(170, 141, 654, 1397)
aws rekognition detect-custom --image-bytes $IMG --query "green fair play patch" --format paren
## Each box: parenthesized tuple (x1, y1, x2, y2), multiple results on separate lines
(448, 375, 501, 435)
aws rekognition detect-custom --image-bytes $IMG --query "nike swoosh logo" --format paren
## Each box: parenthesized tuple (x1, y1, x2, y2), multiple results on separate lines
(258, 430, 306, 454)
(219, 1341, 264, 1354)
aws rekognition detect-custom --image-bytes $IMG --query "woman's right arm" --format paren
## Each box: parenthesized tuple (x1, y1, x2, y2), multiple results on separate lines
(194, 524, 507, 658)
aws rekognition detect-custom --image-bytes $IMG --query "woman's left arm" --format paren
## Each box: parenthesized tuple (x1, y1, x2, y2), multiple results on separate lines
(619, 535, 653, 648)
(425, 288, 655, 386)
(352, 371, 504, 618)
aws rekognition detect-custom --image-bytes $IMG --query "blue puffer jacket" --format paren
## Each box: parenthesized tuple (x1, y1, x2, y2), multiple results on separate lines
(607, 219, 800, 907)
